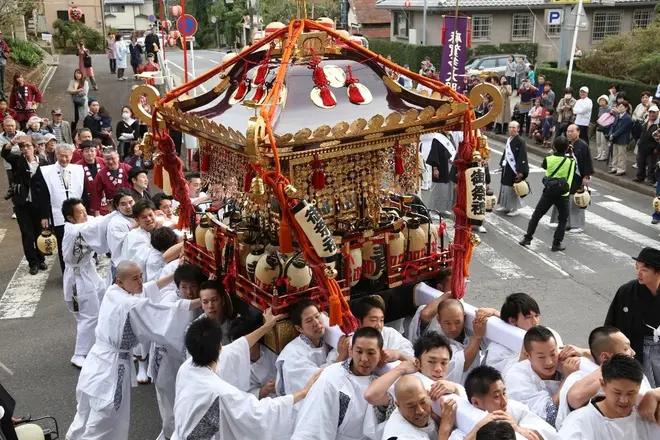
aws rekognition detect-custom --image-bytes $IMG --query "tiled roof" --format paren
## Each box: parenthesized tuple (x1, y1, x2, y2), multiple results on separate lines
(104, 0, 145, 5)
(352, 0, 391, 24)
(375, 0, 655, 10)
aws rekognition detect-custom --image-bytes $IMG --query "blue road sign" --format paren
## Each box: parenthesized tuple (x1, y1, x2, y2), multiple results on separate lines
(177, 14, 198, 38)
(148, 15, 156, 23)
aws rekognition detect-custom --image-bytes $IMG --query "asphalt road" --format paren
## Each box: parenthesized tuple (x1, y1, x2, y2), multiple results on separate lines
(1, 67, 658, 436)
(164, 49, 229, 97)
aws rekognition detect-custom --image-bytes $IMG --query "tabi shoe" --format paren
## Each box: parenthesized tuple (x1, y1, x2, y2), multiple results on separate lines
(506, 210, 520, 217)
(551, 243, 566, 252)
(29, 265, 38, 275)
(615, 171, 626, 176)
(609, 169, 617, 174)
(477, 225, 487, 233)
(548, 222, 558, 228)
(137, 359, 151, 384)
(71, 355, 85, 368)
(519, 238, 532, 247)
(11, 213, 16, 219)
(496, 207, 508, 213)
(569, 228, 584, 233)
(652, 219, 659, 225)
(38, 262, 47, 271)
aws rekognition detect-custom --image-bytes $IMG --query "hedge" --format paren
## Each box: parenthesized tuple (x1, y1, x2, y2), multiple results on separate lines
(369, 39, 443, 72)
(537, 67, 654, 120)
(6, 38, 43, 68)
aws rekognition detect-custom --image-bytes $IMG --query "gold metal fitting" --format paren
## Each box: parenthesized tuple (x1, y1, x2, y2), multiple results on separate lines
(470, 233, 482, 247)
(284, 184, 298, 198)
(250, 176, 266, 197)
(324, 267, 338, 279)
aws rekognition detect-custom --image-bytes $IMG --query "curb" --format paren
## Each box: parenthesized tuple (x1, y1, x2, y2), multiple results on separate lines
(483, 132, 656, 198)
(39, 63, 57, 93)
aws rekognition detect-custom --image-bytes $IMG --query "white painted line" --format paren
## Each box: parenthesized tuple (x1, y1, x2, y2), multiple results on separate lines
(0, 360, 13, 375)
(518, 206, 631, 267)
(596, 201, 657, 229)
(486, 213, 570, 277)
(210, 60, 219, 64)
(586, 205, 660, 249)
(445, 219, 530, 280)
(0, 256, 56, 319)
(603, 195, 622, 202)
(196, 56, 204, 60)
(166, 60, 208, 93)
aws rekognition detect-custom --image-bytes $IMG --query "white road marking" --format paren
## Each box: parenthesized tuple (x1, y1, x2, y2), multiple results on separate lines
(585, 207, 660, 249)
(486, 213, 570, 277)
(0, 255, 56, 319)
(444, 219, 532, 280)
(166, 60, 208, 93)
(596, 201, 657, 229)
(603, 195, 622, 202)
(209, 60, 219, 64)
(518, 207, 632, 266)
(196, 56, 204, 60)
(0, 361, 13, 375)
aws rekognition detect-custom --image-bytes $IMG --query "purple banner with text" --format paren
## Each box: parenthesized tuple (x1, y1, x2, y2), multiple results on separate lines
(440, 16, 469, 93)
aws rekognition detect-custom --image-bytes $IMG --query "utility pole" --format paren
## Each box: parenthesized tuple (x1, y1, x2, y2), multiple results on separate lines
(422, 0, 427, 45)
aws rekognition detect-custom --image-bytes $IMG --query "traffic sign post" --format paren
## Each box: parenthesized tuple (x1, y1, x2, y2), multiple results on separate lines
(546, 9, 563, 26)
(177, 13, 197, 83)
(566, 0, 586, 88)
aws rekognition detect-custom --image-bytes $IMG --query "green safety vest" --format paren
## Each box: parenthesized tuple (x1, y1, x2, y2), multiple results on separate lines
(545, 155, 576, 197)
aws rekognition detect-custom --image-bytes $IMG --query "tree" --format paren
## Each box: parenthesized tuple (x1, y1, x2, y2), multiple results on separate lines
(0, 0, 36, 31)
(576, 21, 660, 85)
(259, 0, 339, 25)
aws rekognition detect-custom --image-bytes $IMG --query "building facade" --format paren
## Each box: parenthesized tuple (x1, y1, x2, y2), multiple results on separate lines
(104, 0, 155, 35)
(376, 0, 656, 62)
(42, 0, 105, 34)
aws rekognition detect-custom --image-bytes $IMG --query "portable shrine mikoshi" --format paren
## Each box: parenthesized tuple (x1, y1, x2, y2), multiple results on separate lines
(130, 18, 502, 352)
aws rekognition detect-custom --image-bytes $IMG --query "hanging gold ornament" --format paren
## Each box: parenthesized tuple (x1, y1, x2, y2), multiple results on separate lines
(470, 233, 482, 247)
(284, 184, 298, 198)
(250, 176, 267, 202)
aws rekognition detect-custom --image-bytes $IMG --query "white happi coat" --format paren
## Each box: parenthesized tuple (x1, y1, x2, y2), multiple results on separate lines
(41, 163, 85, 226)
(145, 247, 166, 282)
(63, 213, 113, 356)
(556, 369, 652, 430)
(382, 408, 438, 440)
(172, 357, 296, 440)
(106, 212, 134, 286)
(504, 360, 562, 428)
(276, 334, 334, 396)
(449, 400, 560, 440)
(158, 259, 179, 295)
(382, 326, 414, 358)
(120, 227, 152, 276)
(484, 328, 564, 377)
(291, 361, 382, 440)
(559, 397, 660, 440)
(67, 281, 194, 440)
(249, 344, 279, 398)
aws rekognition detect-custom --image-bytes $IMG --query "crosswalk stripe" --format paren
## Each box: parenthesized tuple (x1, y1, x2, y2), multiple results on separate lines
(584, 207, 660, 249)
(603, 195, 623, 202)
(518, 207, 632, 267)
(488, 147, 545, 174)
(482, 214, 569, 276)
(596, 201, 658, 230)
(444, 219, 531, 280)
(0, 255, 56, 319)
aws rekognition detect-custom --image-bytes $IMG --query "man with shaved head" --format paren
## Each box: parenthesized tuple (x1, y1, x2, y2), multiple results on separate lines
(66, 260, 203, 440)
(382, 374, 457, 440)
(556, 326, 658, 429)
(549, 123, 594, 234)
(413, 297, 492, 385)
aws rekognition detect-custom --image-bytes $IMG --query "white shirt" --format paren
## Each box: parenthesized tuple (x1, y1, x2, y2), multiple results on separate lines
(275, 335, 333, 396)
(574, 97, 593, 126)
(504, 360, 562, 427)
(382, 408, 438, 440)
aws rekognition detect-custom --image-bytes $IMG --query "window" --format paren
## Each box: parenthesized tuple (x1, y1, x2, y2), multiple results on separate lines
(104, 5, 125, 14)
(471, 14, 492, 42)
(592, 11, 621, 41)
(546, 24, 561, 37)
(393, 11, 409, 38)
(632, 9, 654, 29)
(479, 58, 498, 69)
(511, 14, 532, 40)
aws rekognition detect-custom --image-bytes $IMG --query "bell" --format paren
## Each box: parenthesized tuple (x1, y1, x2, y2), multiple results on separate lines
(284, 255, 312, 293)
(653, 196, 660, 213)
(250, 176, 266, 200)
(485, 189, 497, 212)
(254, 251, 284, 292)
(37, 230, 57, 256)
(574, 187, 592, 210)
(513, 180, 530, 198)
(284, 184, 298, 198)
(246, 245, 265, 282)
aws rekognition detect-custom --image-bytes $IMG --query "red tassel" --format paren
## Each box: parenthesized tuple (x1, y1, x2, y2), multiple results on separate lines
(345, 66, 364, 104)
(394, 144, 404, 175)
(252, 85, 265, 103)
(311, 153, 325, 189)
(153, 162, 163, 188)
(319, 87, 336, 107)
(201, 153, 210, 172)
(254, 64, 268, 86)
(234, 81, 248, 101)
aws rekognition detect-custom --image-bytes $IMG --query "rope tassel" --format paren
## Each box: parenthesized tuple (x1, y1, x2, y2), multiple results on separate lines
(310, 50, 336, 107)
(311, 153, 326, 189)
(345, 65, 364, 104)
(394, 142, 404, 175)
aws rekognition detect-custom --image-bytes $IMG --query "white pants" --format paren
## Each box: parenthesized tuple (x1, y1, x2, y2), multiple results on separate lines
(66, 367, 131, 440)
(151, 347, 181, 438)
(65, 282, 101, 357)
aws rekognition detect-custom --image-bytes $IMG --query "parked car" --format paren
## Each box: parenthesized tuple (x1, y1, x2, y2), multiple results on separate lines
(466, 54, 530, 77)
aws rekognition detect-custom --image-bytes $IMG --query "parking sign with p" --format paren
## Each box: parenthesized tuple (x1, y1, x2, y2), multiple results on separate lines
(547, 9, 563, 25)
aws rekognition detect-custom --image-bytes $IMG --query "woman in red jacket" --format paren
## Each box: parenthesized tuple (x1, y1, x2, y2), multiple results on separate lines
(9, 73, 42, 130)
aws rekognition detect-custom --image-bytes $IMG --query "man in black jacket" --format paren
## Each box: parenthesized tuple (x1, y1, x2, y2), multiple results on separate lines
(1, 135, 49, 274)
(144, 26, 160, 62)
(82, 100, 112, 146)
(634, 105, 660, 185)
